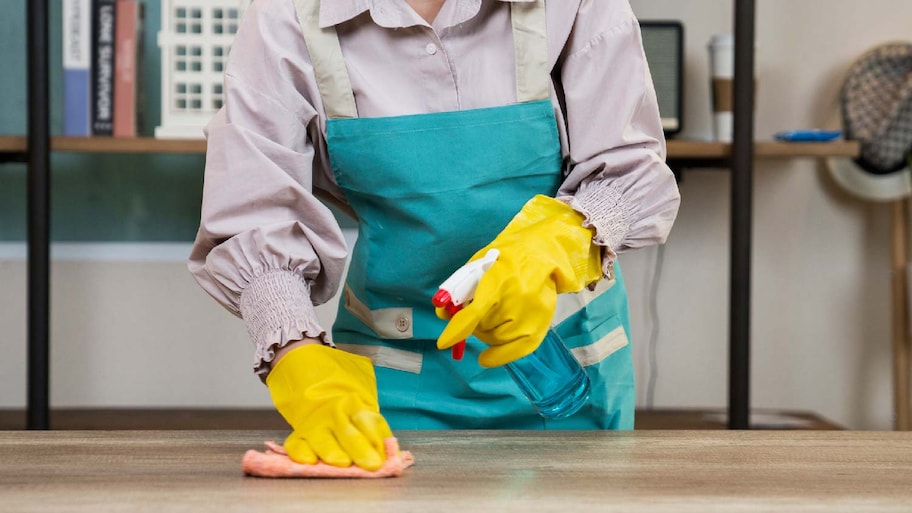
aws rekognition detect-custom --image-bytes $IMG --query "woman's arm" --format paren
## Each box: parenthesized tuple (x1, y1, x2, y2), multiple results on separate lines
(188, 0, 346, 379)
(555, 0, 681, 277)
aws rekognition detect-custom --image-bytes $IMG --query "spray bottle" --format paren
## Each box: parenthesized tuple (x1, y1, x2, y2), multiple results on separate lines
(432, 249, 591, 419)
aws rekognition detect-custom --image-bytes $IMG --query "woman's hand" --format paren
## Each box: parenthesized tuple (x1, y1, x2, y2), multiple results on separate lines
(267, 344, 393, 471)
(436, 195, 602, 367)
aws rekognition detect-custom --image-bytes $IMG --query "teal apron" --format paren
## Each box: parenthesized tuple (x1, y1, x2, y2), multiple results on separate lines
(294, 0, 635, 429)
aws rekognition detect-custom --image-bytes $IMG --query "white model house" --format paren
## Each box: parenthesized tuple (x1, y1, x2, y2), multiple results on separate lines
(156, 0, 252, 139)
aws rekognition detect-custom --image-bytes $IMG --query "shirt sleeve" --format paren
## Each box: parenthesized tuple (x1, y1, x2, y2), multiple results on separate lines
(187, 0, 346, 380)
(554, 0, 681, 277)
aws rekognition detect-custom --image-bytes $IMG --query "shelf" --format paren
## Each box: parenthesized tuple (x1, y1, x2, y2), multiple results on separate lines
(0, 136, 206, 154)
(0, 136, 860, 159)
(667, 140, 860, 159)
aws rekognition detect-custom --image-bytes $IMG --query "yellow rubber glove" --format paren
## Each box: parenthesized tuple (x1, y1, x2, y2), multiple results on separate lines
(266, 344, 393, 471)
(436, 195, 602, 368)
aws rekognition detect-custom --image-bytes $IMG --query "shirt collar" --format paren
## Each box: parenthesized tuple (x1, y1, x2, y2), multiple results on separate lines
(318, 0, 534, 29)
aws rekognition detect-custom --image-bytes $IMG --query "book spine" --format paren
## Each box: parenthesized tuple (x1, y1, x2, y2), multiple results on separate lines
(91, 0, 117, 136)
(113, 0, 137, 137)
(135, 3, 146, 134)
(63, 0, 92, 136)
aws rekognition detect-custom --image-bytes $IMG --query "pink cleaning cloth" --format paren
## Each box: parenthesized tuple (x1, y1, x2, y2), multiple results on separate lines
(242, 438, 414, 478)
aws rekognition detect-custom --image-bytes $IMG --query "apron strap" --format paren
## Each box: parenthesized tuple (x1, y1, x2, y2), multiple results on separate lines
(510, 0, 550, 103)
(294, 0, 550, 118)
(292, 0, 358, 119)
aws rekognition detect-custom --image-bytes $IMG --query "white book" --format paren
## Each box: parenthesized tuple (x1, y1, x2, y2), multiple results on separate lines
(63, 0, 92, 136)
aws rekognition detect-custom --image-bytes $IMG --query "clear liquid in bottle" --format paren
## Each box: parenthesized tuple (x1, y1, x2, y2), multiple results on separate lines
(504, 327, 591, 419)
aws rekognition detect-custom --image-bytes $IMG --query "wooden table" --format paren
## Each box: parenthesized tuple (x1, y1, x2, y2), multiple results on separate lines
(2, 430, 911, 512)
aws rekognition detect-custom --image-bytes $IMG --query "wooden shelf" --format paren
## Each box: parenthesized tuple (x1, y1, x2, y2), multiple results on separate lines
(667, 139, 860, 159)
(0, 136, 859, 159)
(0, 136, 206, 154)
(0, 136, 25, 153)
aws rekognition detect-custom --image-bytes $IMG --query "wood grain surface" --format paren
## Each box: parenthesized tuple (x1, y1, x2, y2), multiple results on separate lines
(1, 430, 910, 512)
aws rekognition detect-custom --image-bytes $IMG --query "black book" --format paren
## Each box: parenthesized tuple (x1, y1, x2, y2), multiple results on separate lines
(91, 0, 117, 135)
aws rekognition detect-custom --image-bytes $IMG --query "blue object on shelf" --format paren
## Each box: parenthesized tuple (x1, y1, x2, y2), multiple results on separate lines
(773, 129, 843, 142)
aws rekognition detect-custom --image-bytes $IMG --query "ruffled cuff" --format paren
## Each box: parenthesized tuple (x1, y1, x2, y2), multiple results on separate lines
(560, 180, 635, 280)
(239, 270, 333, 381)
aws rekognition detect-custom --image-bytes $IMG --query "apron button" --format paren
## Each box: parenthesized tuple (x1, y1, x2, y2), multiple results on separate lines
(396, 315, 411, 333)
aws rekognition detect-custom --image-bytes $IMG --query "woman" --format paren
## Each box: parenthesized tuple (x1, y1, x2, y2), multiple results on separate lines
(189, 0, 680, 471)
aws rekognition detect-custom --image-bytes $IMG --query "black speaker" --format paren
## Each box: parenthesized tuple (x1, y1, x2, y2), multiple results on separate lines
(639, 21, 685, 136)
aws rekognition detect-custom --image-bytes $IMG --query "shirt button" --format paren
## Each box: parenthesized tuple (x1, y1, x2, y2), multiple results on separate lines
(425, 43, 438, 55)
(396, 315, 411, 333)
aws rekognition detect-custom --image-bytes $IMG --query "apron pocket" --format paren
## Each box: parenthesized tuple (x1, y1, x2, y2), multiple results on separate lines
(569, 322, 629, 367)
(554, 269, 631, 368)
(556, 286, 630, 369)
(343, 285, 414, 339)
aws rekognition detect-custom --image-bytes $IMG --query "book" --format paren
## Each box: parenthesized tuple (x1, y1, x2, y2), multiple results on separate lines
(135, 2, 147, 135)
(63, 0, 92, 136)
(113, 0, 138, 137)
(91, 0, 117, 136)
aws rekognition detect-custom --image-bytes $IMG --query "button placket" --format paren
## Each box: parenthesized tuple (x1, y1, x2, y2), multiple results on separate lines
(412, 28, 459, 111)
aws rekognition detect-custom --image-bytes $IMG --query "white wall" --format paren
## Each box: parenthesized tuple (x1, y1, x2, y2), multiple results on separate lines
(1, 0, 909, 429)
(625, 0, 907, 429)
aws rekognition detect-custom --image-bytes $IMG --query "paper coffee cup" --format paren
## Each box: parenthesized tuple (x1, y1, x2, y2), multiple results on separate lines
(708, 34, 735, 142)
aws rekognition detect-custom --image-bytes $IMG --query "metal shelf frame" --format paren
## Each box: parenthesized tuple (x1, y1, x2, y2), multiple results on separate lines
(728, 0, 756, 429)
(15, 0, 758, 430)
(26, 0, 51, 430)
